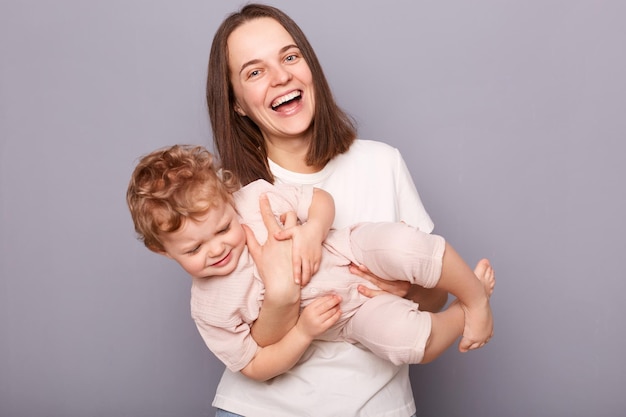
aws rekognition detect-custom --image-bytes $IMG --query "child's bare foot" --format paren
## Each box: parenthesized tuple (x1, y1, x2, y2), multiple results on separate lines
(458, 259, 495, 352)
(474, 258, 495, 298)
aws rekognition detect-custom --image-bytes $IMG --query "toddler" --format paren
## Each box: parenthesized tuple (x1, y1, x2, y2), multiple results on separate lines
(127, 145, 495, 381)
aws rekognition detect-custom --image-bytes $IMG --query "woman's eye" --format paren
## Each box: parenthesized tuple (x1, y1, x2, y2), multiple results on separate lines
(285, 54, 297, 62)
(248, 69, 260, 78)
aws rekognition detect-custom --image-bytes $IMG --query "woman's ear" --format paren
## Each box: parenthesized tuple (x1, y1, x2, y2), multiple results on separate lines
(234, 103, 246, 116)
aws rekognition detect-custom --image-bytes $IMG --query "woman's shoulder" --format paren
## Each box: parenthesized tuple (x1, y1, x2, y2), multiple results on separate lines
(350, 139, 399, 153)
(337, 139, 402, 166)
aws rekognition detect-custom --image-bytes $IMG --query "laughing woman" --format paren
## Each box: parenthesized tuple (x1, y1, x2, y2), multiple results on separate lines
(204, 4, 492, 417)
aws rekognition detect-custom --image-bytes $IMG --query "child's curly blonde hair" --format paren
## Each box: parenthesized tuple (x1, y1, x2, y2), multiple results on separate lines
(127, 145, 240, 252)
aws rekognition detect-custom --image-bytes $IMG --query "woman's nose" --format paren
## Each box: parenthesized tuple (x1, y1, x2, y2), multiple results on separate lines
(270, 65, 292, 86)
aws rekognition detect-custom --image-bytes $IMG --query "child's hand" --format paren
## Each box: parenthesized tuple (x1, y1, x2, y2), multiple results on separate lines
(295, 294, 342, 339)
(274, 221, 325, 287)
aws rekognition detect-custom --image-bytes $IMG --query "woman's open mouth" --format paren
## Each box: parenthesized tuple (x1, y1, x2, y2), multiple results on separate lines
(271, 90, 302, 111)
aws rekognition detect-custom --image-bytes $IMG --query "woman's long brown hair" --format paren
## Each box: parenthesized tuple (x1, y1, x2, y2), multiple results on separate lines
(206, 3, 356, 185)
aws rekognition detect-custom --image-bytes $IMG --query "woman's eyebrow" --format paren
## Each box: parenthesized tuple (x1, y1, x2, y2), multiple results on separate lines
(239, 44, 299, 75)
(239, 59, 261, 75)
(280, 44, 299, 53)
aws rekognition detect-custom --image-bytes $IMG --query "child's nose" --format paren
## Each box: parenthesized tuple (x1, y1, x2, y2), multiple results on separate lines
(208, 241, 224, 257)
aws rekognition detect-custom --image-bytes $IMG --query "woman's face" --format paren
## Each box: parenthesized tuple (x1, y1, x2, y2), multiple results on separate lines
(227, 17, 315, 145)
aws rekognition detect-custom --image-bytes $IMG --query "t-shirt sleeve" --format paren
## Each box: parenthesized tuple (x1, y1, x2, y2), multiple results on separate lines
(393, 148, 434, 233)
(193, 317, 259, 373)
(271, 183, 314, 223)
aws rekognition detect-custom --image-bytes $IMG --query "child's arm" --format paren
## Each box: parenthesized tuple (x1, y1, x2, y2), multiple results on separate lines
(241, 294, 342, 381)
(274, 188, 335, 286)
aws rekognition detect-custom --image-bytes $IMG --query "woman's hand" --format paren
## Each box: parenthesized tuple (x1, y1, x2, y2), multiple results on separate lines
(247, 195, 303, 346)
(351, 263, 412, 298)
(351, 263, 448, 313)
(245, 194, 300, 305)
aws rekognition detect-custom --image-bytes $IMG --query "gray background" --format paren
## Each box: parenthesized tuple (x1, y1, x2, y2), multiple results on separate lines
(1, 1, 624, 416)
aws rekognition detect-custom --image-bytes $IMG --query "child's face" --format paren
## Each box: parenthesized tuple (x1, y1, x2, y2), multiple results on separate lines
(159, 200, 246, 279)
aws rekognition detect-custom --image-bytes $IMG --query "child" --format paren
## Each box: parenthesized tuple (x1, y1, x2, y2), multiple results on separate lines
(127, 145, 495, 382)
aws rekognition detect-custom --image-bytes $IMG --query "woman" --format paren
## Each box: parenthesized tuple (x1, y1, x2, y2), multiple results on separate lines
(205, 4, 483, 417)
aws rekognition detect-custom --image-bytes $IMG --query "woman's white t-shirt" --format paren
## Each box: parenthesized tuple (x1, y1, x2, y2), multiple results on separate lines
(212, 140, 433, 417)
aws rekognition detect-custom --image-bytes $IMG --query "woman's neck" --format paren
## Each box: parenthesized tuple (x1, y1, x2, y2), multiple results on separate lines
(265, 136, 322, 174)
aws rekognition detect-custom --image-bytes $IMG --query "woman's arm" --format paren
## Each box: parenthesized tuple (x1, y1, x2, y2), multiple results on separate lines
(248, 189, 336, 345)
(248, 187, 337, 346)
(352, 264, 449, 312)
(245, 195, 301, 346)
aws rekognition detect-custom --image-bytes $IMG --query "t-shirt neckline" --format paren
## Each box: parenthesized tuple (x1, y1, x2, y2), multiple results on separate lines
(268, 157, 337, 185)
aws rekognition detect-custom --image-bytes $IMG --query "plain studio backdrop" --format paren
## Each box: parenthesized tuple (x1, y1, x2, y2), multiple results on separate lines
(1, 1, 624, 416)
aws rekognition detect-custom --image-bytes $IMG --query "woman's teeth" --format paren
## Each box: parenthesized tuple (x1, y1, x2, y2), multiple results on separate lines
(271, 91, 301, 109)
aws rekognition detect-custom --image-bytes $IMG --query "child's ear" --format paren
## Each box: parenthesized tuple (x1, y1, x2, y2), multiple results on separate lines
(149, 246, 172, 259)
(159, 251, 173, 259)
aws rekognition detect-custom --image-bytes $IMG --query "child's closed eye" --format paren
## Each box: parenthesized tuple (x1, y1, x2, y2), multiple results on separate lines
(186, 245, 201, 255)
(217, 223, 231, 234)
